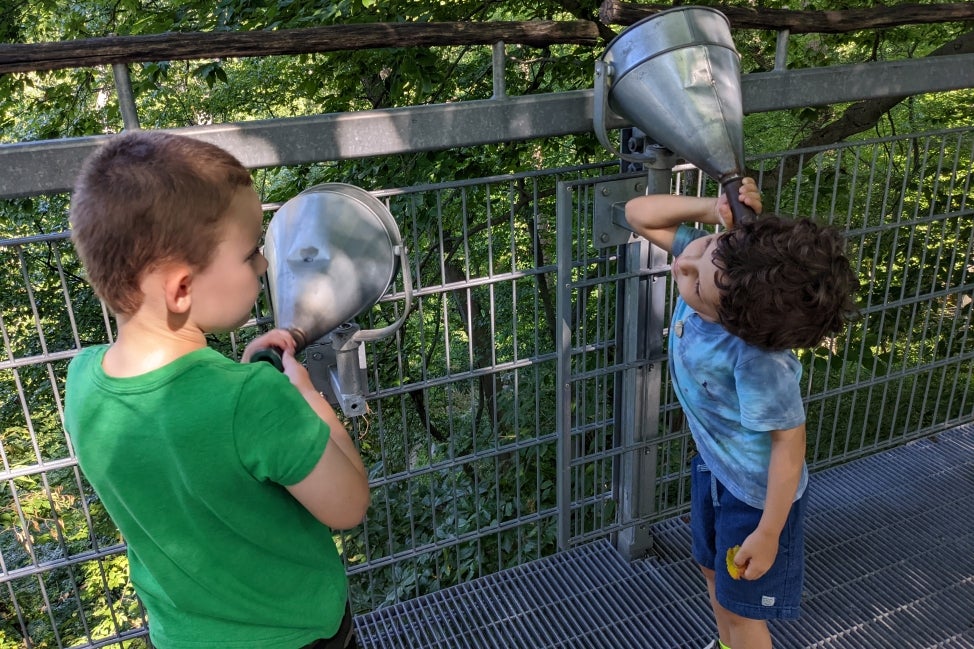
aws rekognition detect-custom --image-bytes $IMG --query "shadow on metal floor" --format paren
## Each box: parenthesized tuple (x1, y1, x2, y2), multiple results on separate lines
(354, 423, 974, 648)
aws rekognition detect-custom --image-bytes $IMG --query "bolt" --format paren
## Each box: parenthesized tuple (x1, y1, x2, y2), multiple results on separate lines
(600, 233, 609, 243)
(601, 187, 610, 196)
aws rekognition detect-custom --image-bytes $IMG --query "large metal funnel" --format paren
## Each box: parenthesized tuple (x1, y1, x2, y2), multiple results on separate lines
(594, 6, 756, 222)
(256, 183, 411, 368)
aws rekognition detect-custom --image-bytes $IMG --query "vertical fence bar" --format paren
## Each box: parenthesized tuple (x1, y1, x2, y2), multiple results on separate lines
(491, 42, 506, 100)
(555, 180, 575, 551)
(774, 30, 790, 71)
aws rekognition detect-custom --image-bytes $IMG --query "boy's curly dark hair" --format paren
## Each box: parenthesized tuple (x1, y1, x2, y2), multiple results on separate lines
(712, 215, 860, 351)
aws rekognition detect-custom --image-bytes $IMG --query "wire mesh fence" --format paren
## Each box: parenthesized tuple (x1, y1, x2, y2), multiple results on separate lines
(1, 127, 972, 648)
(341, 163, 614, 612)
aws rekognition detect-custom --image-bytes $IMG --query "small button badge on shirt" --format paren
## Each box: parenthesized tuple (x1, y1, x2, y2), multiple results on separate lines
(674, 320, 684, 337)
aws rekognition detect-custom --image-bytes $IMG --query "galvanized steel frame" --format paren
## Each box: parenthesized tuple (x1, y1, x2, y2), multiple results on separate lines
(2, 126, 974, 648)
(3, 53, 974, 199)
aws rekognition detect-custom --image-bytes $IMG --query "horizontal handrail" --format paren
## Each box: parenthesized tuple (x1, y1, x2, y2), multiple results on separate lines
(0, 21, 598, 74)
(4, 52, 974, 200)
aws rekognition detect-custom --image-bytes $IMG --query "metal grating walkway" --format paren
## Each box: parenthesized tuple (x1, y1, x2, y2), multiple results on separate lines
(354, 424, 974, 648)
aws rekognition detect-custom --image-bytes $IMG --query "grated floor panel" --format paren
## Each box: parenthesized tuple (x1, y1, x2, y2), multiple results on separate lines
(354, 424, 974, 648)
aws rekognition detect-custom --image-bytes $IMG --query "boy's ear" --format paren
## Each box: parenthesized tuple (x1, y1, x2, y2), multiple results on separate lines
(163, 265, 194, 314)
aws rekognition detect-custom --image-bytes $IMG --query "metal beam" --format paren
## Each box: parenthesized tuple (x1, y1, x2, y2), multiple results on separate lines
(742, 53, 974, 113)
(2, 53, 974, 199)
(0, 90, 614, 199)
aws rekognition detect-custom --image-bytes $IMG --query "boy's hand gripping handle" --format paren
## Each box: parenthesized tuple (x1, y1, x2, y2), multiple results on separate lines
(248, 328, 307, 372)
(723, 177, 758, 225)
(249, 346, 285, 372)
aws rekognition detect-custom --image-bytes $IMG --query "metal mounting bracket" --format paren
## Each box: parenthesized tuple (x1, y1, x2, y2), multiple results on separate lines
(593, 175, 647, 249)
(306, 322, 369, 418)
(593, 154, 680, 249)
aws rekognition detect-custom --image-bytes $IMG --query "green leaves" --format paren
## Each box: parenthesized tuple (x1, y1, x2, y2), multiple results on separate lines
(194, 61, 229, 87)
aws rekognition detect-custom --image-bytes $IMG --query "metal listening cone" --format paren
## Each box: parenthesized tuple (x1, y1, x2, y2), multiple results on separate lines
(594, 6, 756, 222)
(251, 183, 408, 370)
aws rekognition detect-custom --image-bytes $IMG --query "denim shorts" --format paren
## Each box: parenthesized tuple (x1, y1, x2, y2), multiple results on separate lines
(690, 454, 806, 620)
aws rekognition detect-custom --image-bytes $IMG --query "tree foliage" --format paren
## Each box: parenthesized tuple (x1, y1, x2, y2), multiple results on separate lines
(2, 1, 973, 647)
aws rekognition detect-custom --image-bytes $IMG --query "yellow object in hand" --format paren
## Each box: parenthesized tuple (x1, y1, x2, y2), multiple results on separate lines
(726, 545, 743, 580)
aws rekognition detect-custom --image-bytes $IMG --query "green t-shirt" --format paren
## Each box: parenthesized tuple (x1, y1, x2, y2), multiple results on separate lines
(65, 346, 347, 649)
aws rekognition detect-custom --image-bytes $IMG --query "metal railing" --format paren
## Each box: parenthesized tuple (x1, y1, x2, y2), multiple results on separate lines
(2, 124, 972, 647)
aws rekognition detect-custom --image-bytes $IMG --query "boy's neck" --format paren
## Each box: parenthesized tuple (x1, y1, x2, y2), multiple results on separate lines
(102, 314, 208, 378)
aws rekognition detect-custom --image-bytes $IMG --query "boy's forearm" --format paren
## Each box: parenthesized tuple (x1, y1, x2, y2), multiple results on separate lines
(758, 425, 806, 539)
(624, 194, 720, 251)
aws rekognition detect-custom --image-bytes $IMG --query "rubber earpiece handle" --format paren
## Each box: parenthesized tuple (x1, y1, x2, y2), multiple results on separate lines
(249, 346, 285, 372)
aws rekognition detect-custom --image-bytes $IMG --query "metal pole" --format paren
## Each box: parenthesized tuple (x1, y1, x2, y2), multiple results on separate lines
(492, 41, 506, 99)
(112, 63, 141, 130)
(555, 179, 574, 551)
(610, 168, 670, 560)
(774, 30, 790, 72)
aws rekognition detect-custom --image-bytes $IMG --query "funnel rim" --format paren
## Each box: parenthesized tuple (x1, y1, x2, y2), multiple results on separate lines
(299, 182, 403, 246)
(598, 5, 731, 60)
(262, 182, 403, 341)
(610, 41, 741, 88)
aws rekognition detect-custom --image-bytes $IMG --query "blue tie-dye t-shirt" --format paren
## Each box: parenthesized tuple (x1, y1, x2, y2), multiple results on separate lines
(670, 225, 808, 509)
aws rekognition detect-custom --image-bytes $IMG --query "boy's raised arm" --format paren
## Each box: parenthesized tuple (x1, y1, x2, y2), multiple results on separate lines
(625, 194, 723, 253)
(624, 178, 762, 253)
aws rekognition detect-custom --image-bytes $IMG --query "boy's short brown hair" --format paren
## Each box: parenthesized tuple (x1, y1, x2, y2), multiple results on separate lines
(713, 215, 860, 350)
(70, 130, 254, 315)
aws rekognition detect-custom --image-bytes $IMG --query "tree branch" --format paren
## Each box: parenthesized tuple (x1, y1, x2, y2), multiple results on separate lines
(599, 1, 974, 34)
(0, 21, 598, 74)
(763, 28, 974, 188)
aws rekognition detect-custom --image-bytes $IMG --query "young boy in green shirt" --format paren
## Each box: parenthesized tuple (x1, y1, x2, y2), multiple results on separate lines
(65, 130, 370, 649)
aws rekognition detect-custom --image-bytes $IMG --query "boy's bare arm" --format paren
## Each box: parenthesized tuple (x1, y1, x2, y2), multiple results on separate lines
(735, 424, 806, 580)
(623, 178, 762, 252)
(283, 351, 371, 530)
(624, 194, 721, 252)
